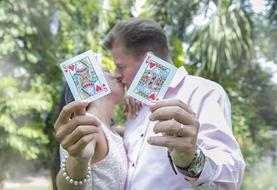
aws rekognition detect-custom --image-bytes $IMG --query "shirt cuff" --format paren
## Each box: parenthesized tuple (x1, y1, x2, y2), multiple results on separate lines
(168, 148, 217, 188)
(186, 149, 217, 187)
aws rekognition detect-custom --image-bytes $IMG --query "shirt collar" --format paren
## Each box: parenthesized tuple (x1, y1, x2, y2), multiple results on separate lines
(169, 66, 188, 88)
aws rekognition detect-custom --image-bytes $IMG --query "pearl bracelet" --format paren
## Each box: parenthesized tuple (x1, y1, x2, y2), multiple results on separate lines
(61, 155, 91, 186)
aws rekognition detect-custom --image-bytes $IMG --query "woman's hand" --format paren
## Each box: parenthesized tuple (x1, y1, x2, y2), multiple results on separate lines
(54, 101, 101, 161)
(124, 96, 142, 117)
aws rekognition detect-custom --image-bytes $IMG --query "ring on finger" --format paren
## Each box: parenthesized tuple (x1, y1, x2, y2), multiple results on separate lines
(176, 123, 184, 137)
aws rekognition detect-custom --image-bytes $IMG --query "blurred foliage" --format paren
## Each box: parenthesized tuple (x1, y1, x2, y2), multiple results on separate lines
(0, 0, 276, 189)
(188, 1, 253, 81)
(0, 76, 52, 181)
(241, 158, 277, 190)
(0, 0, 132, 184)
(254, 10, 277, 63)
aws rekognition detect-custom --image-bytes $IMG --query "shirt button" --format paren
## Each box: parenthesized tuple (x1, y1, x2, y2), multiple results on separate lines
(132, 163, 135, 167)
(140, 133, 144, 137)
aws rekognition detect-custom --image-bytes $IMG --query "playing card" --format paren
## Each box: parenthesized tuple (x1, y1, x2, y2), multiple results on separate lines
(127, 53, 177, 105)
(60, 50, 111, 102)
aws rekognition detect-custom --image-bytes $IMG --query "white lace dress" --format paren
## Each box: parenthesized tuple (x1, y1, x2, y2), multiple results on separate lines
(60, 123, 128, 190)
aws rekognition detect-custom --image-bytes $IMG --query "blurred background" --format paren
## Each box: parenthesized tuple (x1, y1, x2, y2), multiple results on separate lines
(0, 0, 276, 189)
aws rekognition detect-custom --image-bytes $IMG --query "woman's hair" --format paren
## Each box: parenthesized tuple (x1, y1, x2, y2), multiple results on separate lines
(103, 17, 170, 61)
(51, 83, 73, 190)
(64, 83, 75, 104)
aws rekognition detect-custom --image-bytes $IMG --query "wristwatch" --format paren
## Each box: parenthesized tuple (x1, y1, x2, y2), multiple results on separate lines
(176, 148, 206, 178)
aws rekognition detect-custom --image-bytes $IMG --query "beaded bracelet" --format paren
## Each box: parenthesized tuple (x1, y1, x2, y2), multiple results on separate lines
(61, 155, 91, 186)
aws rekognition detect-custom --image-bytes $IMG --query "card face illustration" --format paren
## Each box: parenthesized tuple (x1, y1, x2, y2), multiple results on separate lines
(127, 53, 177, 105)
(60, 50, 111, 102)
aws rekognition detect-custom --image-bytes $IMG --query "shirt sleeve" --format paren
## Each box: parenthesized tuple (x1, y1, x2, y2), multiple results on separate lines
(176, 86, 245, 190)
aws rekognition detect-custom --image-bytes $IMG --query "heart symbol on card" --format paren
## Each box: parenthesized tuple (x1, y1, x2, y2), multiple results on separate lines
(149, 93, 156, 100)
(145, 56, 150, 64)
(96, 85, 102, 92)
(62, 65, 68, 72)
(68, 64, 75, 71)
(149, 62, 155, 69)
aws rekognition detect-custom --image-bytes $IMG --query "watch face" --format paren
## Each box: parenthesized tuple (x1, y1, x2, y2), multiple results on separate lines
(185, 149, 205, 177)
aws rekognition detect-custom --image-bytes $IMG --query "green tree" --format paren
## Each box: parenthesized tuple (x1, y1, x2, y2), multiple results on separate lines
(0, 0, 57, 185)
(0, 76, 52, 184)
(0, 0, 133, 185)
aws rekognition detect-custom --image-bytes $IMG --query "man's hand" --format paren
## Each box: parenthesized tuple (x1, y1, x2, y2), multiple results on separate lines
(147, 99, 199, 168)
(54, 100, 101, 161)
(124, 95, 142, 117)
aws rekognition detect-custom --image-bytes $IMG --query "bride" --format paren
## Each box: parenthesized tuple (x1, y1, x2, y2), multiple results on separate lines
(54, 70, 127, 190)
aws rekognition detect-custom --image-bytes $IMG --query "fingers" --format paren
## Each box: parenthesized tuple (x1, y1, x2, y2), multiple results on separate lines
(150, 99, 194, 115)
(149, 106, 198, 127)
(66, 134, 96, 157)
(123, 96, 130, 113)
(56, 114, 101, 143)
(54, 100, 90, 130)
(60, 125, 100, 149)
(153, 120, 192, 136)
(74, 107, 87, 116)
(129, 97, 136, 116)
(136, 100, 142, 114)
(124, 96, 142, 117)
(147, 135, 195, 151)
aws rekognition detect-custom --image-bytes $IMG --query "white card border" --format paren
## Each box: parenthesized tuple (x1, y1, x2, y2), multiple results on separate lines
(60, 50, 111, 102)
(127, 54, 177, 105)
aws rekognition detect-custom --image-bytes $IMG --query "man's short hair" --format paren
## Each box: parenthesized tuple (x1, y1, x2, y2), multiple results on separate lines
(103, 17, 170, 61)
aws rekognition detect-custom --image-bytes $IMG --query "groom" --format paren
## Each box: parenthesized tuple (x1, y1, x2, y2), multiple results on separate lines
(101, 17, 245, 190)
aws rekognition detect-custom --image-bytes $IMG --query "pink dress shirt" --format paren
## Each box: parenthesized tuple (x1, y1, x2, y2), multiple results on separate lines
(123, 67, 245, 190)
